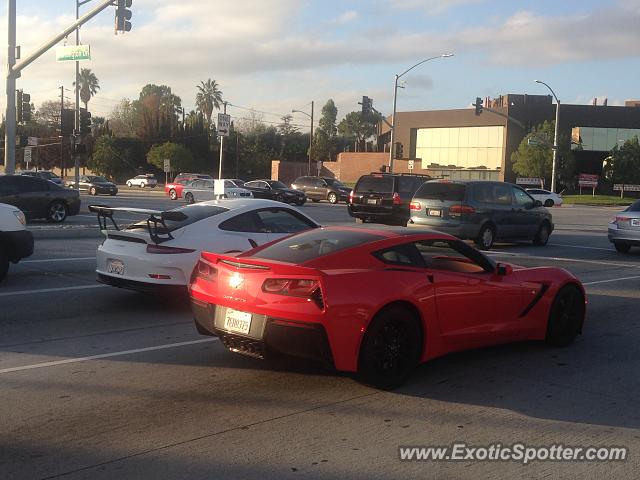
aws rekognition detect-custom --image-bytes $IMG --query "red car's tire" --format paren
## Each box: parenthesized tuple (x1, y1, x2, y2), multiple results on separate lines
(545, 284, 585, 347)
(357, 305, 422, 390)
(169, 189, 178, 200)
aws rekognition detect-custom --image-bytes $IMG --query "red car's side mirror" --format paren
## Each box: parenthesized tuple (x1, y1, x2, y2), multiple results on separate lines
(496, 263, 513, 276)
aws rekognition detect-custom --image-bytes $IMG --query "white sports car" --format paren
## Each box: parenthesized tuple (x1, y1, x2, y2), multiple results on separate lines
(90, 199, 320, 292)
(526, 188, 563, 207)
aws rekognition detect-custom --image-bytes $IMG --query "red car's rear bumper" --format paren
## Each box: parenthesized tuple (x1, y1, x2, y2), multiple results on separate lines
(191, 298, 335, 367)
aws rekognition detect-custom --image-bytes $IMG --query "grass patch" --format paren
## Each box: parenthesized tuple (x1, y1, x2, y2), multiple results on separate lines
(562, 195, 635, 206)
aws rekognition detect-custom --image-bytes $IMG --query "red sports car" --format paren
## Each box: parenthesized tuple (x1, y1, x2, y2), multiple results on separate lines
(165, 174, 213, 200)
(189, 227, 586, 389)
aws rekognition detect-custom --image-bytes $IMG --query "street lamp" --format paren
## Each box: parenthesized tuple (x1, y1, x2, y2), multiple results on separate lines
(292, 101, 315, 175)
(534, 79, 560, 193)
(389, 53, 453, 172)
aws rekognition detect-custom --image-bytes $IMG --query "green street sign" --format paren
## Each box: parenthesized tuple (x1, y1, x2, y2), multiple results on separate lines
(56, 45, 91, 62)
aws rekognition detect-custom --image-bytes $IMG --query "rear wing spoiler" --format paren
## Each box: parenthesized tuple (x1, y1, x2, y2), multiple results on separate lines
(200, 252, 324, 277)
(88, 205, 187, 244)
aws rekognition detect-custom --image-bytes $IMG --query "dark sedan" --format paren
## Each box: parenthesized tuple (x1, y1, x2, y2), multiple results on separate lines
(242, 179, 306, 205)
(65, 175, 118, 196)
(0, 175, 81, 222)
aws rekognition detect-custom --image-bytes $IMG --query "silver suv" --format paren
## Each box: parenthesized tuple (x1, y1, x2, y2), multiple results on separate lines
(408, 180, 553, 249)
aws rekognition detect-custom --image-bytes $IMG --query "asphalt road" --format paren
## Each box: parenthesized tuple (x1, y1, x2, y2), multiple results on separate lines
(2, 194, 640, 479)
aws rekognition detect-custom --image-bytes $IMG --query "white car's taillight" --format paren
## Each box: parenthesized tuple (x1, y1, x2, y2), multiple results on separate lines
(13, 210, 26, 225)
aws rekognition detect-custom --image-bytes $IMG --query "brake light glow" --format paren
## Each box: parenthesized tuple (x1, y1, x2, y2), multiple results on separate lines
(449, 204, 475, 215)
(146, 244, 196, 254)
(392, 192, 402, 205)
(349, 190, 354, 203)
(410, 201, 422, 211)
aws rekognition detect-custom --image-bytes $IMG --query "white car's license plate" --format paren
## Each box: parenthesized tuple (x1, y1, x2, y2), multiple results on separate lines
(367, 198, 378, 205)
(107, 259, 125, 275)
(428, 209, 442, 217)
(223, 308, 252, 335)
(632, 219, 640, 227)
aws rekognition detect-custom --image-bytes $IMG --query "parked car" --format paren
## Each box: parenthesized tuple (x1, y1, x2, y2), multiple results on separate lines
(65, 175, 118, 196)
(608, 199, 640, 253)
(243, 180, 306, 205)
(526, 188, 563, 207)
(126, 174, 158, 188)
(91, 199, 320, 292)
(291, 176, 351, 204)
(0, 175, 80, 222)
(190, 226, 586, 389)
(409, 180, 554, 249)
(19, 170, 64, 186)
(165, 173, 213, 200)
(0, 203, 34, 282)
(183, 179, 253, 204)
(347, 172, 431, 226)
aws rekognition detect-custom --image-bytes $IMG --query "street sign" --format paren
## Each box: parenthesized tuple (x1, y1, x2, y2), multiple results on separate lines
(516, 177, 543, 187)
(408, 160, 414, 170)
(56, 44, 91, 62)
(614, 184, 640, 192)
(163, 159, 171, 173)
(217, 113, 231, 137)
(27, 137, 38, 146)
(24, 147, 32, 166)
(214, 179, 225, 197)
(578, 173, 599, 188)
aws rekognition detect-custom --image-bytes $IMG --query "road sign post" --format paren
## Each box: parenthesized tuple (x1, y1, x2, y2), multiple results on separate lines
(24, 147, 32, 170)
(217, 110, 230, 179)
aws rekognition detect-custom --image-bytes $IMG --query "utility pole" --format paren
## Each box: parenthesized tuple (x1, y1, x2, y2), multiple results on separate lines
(309, 101, 314, 176)
(4, 0, 17, 174)
(60, 86, 65, 177)
(73, 0, 82, 189)
(218, 101, 227, 179)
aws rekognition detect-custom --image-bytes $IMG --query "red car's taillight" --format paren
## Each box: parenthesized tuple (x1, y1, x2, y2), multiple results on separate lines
(262, 278, 324, 309)
(146, 244, 196, 254)
(349, 190, 354, 203)
(191, 259, 217, 284)
(392, 192, 402, 205)
(449, 204, 476, 215)
(410, 201, 422, 211)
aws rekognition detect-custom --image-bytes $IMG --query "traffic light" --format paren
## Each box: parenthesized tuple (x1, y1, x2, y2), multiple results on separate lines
(361, 96, 372, 115)
(395, 142, 403, 159)
(80, 109, 92, 135)
(61, 108, 75, 135)
(22, 93, 31, 122)
(474, 97, 483, 116)
(115, 0, 132, 33)
(16, 90, 23, 123)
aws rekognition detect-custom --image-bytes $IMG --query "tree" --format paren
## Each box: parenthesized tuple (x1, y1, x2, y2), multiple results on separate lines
(74, 68, 100, 110)
(147, 142, 196, 173)
(338, 111, 378, 152)
(318, 99, 338, 137)
(109, 98, 140, 137)
(138, 84, 182, 140)
(511, 120, 574, 189)
(35, 99, 73, 129)
(603, 136, 640, 185)
(89, 136, 133, 180)
(195, 79, 223, 125)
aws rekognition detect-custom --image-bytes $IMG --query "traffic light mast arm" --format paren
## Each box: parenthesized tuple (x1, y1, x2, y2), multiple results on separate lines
(474, 103, 527, 132)
(358, 101, 393, 129)
(10, 0, 116, 76)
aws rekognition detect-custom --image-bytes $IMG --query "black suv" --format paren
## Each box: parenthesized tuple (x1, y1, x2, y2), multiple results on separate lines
(291, 176, 351, 204)
(408, 180, 554, 249)
(348, 173, 431, 226)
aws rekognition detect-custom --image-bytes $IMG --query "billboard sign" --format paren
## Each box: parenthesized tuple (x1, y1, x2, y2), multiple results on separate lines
(578, 173, 599, 188)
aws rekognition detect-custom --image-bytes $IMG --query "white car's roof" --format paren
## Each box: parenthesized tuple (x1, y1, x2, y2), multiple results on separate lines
(197, 198, 289, 210)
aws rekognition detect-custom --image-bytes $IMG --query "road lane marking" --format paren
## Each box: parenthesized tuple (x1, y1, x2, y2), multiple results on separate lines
(0, 338, 216, 375)
(549, 243, 612, 251)
(21, 257, 95, 263)
(583, 275, 640, 286)
(0, 284, 107, 298)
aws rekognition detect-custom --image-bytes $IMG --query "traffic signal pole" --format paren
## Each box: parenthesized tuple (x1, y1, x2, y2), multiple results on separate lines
(388, 74, 399, 173)
(5, 0, 17, 174)
(74, 0, 81, 189)
(4, 0, 117, 174)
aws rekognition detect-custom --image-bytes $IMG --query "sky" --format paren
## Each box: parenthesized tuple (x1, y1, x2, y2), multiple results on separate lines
(2, 0, 640, 130)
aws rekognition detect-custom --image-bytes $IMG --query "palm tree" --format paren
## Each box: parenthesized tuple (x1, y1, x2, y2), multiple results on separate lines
(74, 68, 100, 110)
(195, 78, 223, 125)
